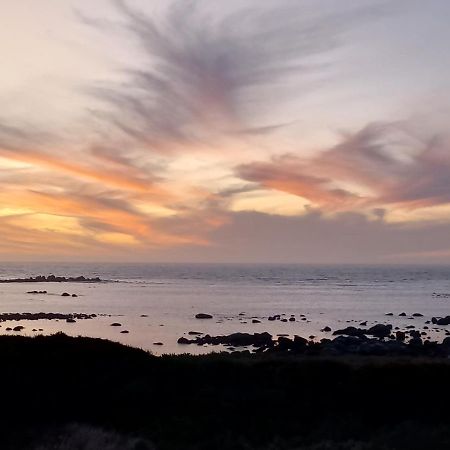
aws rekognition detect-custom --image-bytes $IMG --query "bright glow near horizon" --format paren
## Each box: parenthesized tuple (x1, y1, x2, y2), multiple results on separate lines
(1, 0, 450, 263)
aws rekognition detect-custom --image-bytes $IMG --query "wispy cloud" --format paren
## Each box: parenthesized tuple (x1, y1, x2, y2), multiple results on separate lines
(86, 0, 383, 151)
(236, 120, 450, 213)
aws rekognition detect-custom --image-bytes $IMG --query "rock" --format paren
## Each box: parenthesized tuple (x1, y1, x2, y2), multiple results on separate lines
(412, 313, 423, 317)
(396, 331, 406, 341)
(153, 342, 163, 345)
(321, 326, 332, 332)
(0, 312, 95, 322)
(71, 294, 78, 298)
(188, 331, 203, 336)
(120, 330, 129, 334)
(176, 332, 273, 348)
(277, 336, 293, 351)
(366, 324, 392, 338)
(385, 312, 393, 316)
(399, 312, 407, 316)
(195, 313, 213, 319)
(6, 327, 11, 331)
(110, 322, 122, 327)
(0, 275, 102, 283)
(61, 292, 70, 297)
(360, 321, 367, 326)
(289, 317, 295, 322)
(66, 318, 76, 323)
(13, 326, 24, 332)
(281, 318, 288, 323)
(293, 335, 308, 349)
(433, 316, 450, 325)
(333, 326, 366, 337)
(252, 319, 261, 324)
(140, 314, 148, 317)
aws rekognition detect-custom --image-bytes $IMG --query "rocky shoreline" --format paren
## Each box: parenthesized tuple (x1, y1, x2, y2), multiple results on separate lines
(0, 275, 103, 283)
(178, 330, 450, 357)
(0, 312, 97, 322)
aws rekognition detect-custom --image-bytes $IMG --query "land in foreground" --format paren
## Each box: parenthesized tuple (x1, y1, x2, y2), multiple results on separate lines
(1, 333, 450, 449)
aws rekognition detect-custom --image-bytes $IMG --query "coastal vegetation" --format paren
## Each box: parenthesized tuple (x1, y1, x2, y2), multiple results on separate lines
(1, 333, 450, 449)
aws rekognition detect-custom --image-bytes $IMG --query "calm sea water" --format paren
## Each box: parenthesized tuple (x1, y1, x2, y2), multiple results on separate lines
(0, 263, 449, 354)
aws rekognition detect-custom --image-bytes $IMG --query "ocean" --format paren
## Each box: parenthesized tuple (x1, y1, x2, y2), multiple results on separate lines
(0, 263, 449, 354)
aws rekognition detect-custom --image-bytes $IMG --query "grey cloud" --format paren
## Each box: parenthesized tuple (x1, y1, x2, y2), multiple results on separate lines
(236, 120, 450, 210)
(85, 0, 385, 151)
(146, 210, 450, 264)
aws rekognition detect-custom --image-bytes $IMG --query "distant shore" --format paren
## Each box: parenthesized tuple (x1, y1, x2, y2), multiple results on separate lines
(1, 333, 450, 450)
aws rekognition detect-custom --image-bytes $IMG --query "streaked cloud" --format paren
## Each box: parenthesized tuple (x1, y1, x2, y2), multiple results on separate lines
(0, 0, 449, 262)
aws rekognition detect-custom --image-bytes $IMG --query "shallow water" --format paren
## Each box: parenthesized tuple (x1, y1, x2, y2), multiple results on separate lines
(0, 263, 449, 354)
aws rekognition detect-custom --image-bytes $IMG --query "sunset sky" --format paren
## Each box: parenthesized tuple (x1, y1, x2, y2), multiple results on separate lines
(1, 0, 450, 263)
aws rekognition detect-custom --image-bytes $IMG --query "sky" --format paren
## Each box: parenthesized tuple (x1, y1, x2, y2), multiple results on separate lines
(1, 0, 450, 263)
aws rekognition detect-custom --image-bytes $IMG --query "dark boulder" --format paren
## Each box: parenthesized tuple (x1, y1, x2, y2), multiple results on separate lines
(396, 331, 406, 341)
(433, 316, 450, 325)
(366, 324, 392, 338)
(332, 326, 366, 337)
(195, 313, 213, 319)
(277, 336, 293, 351)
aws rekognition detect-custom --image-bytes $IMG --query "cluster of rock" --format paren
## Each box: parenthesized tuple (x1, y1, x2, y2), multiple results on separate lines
(27, 290, 47, 294)
(0, 312, 96, 322)
(432, 292, 450, 298)
(332, 324, 393, 338)
(432, 316, 450, 325)
(0, 275, 102, 283)
(177, 328, 450, 357)
(178, 332, 272, 347)
(268, 314, 300, 322)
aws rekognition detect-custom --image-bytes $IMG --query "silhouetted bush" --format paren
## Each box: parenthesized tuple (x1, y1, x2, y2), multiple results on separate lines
(0, 333, 449, 449)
